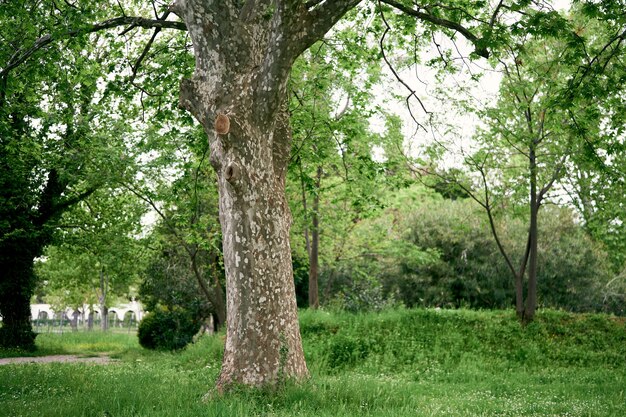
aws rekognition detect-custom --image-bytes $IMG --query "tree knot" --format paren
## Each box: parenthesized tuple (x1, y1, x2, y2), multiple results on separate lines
(224, 161, 241, 183)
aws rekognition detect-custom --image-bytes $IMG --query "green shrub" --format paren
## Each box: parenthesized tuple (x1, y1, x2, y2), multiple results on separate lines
(137, 308, 201, 351)
(382, 199, 615, 313)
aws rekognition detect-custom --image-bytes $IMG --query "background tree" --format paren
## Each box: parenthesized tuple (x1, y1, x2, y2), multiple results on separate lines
(381, 193, 614, 313)
(135, 163, 226, 329)
(560, 2, 626, 274)
(0, 0, 140, 348)
(36, 188, 146, 330)
(287, 18, 389, 309)
(425, 4, 626, 322)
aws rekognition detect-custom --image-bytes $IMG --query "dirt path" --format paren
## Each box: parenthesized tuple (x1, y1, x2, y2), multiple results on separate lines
(0, 355, 116, 365)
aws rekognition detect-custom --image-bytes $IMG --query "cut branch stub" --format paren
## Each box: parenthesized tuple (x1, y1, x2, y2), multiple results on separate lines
(215, 113, 230, 135)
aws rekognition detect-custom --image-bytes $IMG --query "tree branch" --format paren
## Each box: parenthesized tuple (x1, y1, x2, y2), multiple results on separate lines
(129, 11, 172, 83)
(0, 16, 187, 86)
(51, 186, 100, 219)
(470, 159, 519, 279)
(298, 0, 362, 54)
(537, 152, 568, 205)
(490, 0, 504, 28)
(378, 1, 429, 130)
(379, 0, 489, 58)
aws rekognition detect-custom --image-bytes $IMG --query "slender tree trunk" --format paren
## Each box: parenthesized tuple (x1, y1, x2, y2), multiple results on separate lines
(515, 234, 531, 319)
(191, 253, 226, 329)
(100, 305, 108, 331)
(299, 160, 312, 258)
(208, 251, 227, 329)
(99, 270, 109, 331)
(308, 166, 322, 309)
(525, 146, 539, 323)
(71, 311, 79, 332)
(515, 273, 524, 319)
(211, 277, 227, 329)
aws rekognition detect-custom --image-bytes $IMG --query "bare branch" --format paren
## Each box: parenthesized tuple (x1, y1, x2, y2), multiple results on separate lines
(569, 26, 626, 92)
(128, 11, 173, 83)
(490, 0, 504, 28)
(298, 0, 362, 54)
(474, 162, 519, 279)
(378, 2, 429, 130)
(537, 152, 568, 205)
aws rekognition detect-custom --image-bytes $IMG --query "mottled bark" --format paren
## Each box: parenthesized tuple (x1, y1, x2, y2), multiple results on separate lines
(173, 0, 360, 388)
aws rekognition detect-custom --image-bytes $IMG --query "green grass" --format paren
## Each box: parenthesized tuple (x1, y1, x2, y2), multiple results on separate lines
(1, 308, 625, 416)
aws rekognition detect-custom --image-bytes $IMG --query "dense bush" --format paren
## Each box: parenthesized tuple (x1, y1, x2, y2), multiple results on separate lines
(318, 188, 618, 314)
(137, 308, 202, 351)
(385, 199, 513, 309)
(382, 199, 614, 313)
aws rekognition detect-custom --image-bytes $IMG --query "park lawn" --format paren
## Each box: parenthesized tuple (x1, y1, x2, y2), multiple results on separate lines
(1, 308, 625, 417)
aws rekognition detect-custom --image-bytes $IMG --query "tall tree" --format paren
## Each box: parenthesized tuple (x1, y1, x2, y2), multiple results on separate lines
(171, 0, 504, 387)
(287, 22, 385, 309)
(428, 4, 626, 323)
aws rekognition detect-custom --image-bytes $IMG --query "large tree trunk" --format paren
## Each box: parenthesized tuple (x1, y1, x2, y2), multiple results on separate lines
(0, 264, 36, 349)
(0, 240, 39, 350)
(215, 142, 308, 387)
(174, 0, 359, 390)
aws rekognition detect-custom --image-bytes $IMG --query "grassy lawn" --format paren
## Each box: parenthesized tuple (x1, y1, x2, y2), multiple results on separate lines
(1, 308, 625, 416)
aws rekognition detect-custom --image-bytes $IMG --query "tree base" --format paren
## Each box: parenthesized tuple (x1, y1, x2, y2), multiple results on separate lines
(0, 325, 36, 351)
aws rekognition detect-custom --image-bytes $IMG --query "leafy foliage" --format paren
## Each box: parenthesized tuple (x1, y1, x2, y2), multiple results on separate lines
(35, 188, 146, 314)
